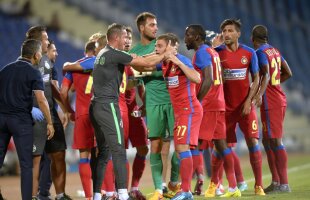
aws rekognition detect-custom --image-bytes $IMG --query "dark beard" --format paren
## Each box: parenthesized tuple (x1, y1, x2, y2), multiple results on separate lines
(144, 34, 155, 42)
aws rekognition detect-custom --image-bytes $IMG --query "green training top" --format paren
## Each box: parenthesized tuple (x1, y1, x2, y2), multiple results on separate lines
(129, 40, 171, 106)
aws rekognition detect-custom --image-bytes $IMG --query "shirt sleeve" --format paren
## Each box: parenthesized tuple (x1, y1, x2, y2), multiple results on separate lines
(62, 72, 73, 88)
(256, 50, 268, 69)
(52, 66, 58, 80)
(178, 54, 195, 69)
(116, 50, 133, 65)
(31, 68, 44, 91)
(80, 57, 95, 71)
(194, 49, 212, 70)
(250, 50, 259, 74)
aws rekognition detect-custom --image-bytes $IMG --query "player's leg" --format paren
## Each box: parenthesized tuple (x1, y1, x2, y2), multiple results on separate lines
(128, 110, 148, 200)
(32, 120, 48, 199)
(147, 105, 165, 200)
(73, 115, 96, 199)
(38, 152, 52, 200)
(45, 116, 69, 200)
(261, 108, 280, 193)
(165, 104, 180, 195)
(161, 139, 170, 191)
(268, 107, 290, 193)
(240, 108, 264, 195)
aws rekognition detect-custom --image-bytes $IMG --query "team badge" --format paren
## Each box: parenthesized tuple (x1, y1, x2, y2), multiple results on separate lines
(33, 145, 37, 153)
(171, 66, 176, 73)
(241, 56, 248, 64)
(44, 61, 50, 69)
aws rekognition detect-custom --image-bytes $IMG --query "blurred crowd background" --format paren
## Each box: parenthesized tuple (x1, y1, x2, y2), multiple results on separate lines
(0, 0, 309, 176)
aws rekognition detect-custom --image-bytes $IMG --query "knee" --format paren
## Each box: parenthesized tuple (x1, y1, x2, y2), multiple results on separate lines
(137, 145, 149, 156)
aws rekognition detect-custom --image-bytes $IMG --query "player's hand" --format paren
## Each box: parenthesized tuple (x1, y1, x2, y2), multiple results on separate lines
(62, 112, 69, 128)
(241, 99, 252, 117)
(212, 33, 224, 47)
(130, 53, 138, 59)
(253, 95, 262, 107)
(47, 123, 55, 140)
(69, 112, 75, 122)
(31, 107, 44, 122)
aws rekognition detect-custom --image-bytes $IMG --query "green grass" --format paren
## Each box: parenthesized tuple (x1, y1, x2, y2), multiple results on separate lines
(141, 153, 310, 199)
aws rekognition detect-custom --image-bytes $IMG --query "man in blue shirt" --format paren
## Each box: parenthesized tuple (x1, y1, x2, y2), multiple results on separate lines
(0, 39, 54, 200)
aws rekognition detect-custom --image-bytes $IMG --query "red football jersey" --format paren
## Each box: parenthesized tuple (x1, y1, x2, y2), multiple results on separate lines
(256, 44, 287, 110)
(193, 44, 225, 111)
(161, 54, 202, 115)
(215, 44, 259, 112)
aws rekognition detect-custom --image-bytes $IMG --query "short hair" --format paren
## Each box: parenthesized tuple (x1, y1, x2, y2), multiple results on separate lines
(187, 24, 206, 41)
(89, 32, 104, 42)
(26, 26, 46, 40)
(252, 25, 268, 42)
(96, 35, 107, 47)
(47, 39, 54, 49)
(106, 23, 126, 41)
(126, 26, 133, 34)
(85, 41, 96, 53)
(135, 12, 156, 32)
(21, 39, 42, 59)
(157, 33, 179, 46)
(220, 19, 242, 32)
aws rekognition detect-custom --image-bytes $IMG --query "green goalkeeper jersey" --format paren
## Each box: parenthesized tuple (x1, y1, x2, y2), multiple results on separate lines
(129, 40, 171, 106)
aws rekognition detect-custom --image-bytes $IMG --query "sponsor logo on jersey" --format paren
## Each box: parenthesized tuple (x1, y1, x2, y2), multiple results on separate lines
(166, 76, 179, 88)
(223, 68, 247, 80)
(241, 56, 248, 64)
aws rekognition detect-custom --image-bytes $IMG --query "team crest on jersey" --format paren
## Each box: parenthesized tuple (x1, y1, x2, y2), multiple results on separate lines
(33, 145, 37, 153)
(171, 65, 176, 73)
(44, 61, 50, 69)
(241, 56, 248, 64)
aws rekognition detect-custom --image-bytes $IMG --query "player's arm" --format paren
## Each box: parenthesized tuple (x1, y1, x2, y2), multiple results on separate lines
(168, 54, 201, 83)
(197, 66, 212, 101)
(253, 50, 270, 107)
(60, 73, 75, 118)
(34, 90, 54, 140)
(63, 61, 84, 72)
(280, 58, 292, 83)
(242, 53, 260, 116)
(130, 53, 166, 72)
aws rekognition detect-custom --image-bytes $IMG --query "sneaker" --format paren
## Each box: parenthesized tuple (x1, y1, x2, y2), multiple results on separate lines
(193, 180, 204, 195)
(237, 182, 248, 192)
(171, 191, 193, 200)
(168, 182, 181, 193)
(166, 182, 181, 198)
(254, 186, 266, 196)
(56, 194, 73, 200)
(220, 189, 241, 198)
(129, 190, 146, 200)
(148, 191, 163, 200)
(38, 193, 52, 200)
(162, 186, 174, 199)
(215, 184, 224, 196)
(102, 194, 118, 200)
(278, 184, 291, 193)
(204, 182, 217, 197)
(264, 182, 279, 194)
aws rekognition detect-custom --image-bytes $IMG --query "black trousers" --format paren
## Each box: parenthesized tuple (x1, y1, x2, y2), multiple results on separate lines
(89, 101, 128, 193)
